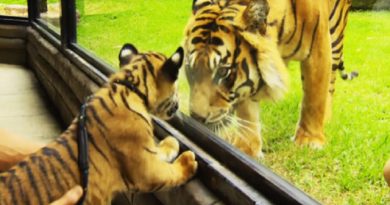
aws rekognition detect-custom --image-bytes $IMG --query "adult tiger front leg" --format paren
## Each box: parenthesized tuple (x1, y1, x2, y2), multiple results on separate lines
(293, 21, 332, 148)
(234, 99, 262, 158)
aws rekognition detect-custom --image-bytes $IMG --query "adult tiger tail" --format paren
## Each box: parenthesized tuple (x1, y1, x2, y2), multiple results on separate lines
(0, 44, 197, 205)
(183, 0, 357, 157)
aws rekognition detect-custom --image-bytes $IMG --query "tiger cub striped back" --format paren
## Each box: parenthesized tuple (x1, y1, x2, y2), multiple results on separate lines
(0, 44, 198, 205)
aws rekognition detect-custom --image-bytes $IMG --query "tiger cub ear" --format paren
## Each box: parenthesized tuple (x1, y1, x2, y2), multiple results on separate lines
(161, 47, 184, 82)
(243, 0, 269, 35)
(119, 43, 138, 67)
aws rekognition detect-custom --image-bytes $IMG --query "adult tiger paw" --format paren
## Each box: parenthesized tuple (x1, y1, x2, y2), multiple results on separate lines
(293, 127, 325, 149)
(234, 140, 264, 159)
(175, 151, 198, 180)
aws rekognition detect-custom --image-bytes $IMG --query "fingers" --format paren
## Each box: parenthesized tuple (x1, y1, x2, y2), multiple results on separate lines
(49, 186, 83, 205)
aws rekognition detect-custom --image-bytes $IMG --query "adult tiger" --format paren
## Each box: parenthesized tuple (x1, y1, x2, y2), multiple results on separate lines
(183, 0, 357, 157)
(0, 44, 198, 204)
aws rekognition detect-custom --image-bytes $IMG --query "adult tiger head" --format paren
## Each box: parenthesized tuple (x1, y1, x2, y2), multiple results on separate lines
(183, 0, 289, 130)
(115, 43, 184, 119)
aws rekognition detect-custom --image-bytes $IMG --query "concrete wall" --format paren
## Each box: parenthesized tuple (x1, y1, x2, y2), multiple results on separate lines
(26, 27, 100, 125)
(0, 24, 26, 65)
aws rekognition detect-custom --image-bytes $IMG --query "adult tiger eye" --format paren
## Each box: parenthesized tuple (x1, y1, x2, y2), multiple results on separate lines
(228, 91, 237, 102)
(218, 67, 231, 78)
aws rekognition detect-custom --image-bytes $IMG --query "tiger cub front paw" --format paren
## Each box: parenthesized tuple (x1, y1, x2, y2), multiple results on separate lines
(159, 136, 180, 162)
(175, 151, 198, 180)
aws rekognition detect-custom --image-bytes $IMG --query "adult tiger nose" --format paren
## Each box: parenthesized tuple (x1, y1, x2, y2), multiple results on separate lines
(190, 111, 207, 123)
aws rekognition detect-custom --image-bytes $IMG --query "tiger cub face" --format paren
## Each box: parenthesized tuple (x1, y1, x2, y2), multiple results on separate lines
(117, 44, 184, 119)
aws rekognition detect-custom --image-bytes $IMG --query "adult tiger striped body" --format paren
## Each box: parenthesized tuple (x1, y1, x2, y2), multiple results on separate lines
(0, 44, 197, 204)
(184, 0, 356, 157)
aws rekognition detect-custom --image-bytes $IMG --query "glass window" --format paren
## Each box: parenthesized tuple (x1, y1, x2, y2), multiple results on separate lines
(0, 0, 28, 17)
(72, 0, 389, 204)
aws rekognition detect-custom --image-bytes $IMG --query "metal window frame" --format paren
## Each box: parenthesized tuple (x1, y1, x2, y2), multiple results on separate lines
(0, 15, 28, 25)
(0, 0, 321, 204)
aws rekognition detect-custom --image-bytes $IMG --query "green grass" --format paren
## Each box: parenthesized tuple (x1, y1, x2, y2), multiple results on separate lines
(0, 0, 58, 5)
(76, 4, 390, 204)
(261, 11, 390, 204)
(77, 0, 192, 66)
(0, 0, 27, 5)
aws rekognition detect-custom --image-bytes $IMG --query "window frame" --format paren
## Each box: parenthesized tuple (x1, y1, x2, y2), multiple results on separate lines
(0, 0, 321, 204)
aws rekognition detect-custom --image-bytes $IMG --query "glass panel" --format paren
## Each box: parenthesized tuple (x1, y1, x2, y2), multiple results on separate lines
(179, 0, 390, 204)
(73, 0, 389, 204)
(39, 0, 61, 33)
(0, 0, 27, 17)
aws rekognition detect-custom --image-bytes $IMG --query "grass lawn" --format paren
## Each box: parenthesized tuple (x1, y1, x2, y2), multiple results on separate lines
(12, 0, 386, 204)
(260, 11, 390, 204)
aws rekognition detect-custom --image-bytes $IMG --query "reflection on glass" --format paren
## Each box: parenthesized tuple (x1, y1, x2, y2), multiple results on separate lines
(0, 0, 27, 17)
(39, 0, 61, 33)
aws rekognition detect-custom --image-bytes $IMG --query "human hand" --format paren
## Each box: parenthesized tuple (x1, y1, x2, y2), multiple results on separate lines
(49, 186, 83, 205)
(0, 128, 45, 171)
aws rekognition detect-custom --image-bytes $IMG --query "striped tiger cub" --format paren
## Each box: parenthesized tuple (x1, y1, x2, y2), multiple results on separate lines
(183, 0, 357, 157)
(0, 44, 198, 204)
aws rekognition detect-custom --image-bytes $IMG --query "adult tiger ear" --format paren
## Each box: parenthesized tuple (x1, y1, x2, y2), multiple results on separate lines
(192, 0, 212, 14)
(161, 47, 184, 82)
(119, 43, 138, 67)
(243, 0, 269, 35)
(192, 0, 197, 13)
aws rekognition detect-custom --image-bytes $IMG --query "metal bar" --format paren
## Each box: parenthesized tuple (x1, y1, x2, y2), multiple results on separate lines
(27, 0, 39, 21)
(35, 19, 61, 40)
(61, 0, 77, 46)
(31, 21, 61, 49)
(0, 16, 28, 25)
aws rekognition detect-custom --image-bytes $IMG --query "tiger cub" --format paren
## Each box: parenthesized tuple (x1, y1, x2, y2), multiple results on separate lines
(0, 44, 198, 205)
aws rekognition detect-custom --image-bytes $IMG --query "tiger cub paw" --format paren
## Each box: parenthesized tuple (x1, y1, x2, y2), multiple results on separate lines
(293, 128, 325, 149)
(175, 151, 198, 180)
(159, 136, 180, 162)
